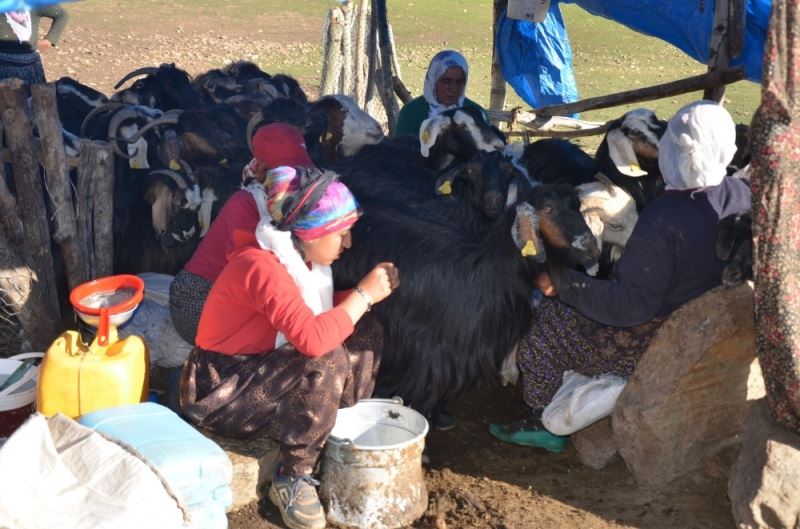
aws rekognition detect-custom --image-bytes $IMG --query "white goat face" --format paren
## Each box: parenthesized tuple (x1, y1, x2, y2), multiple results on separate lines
(607, 108, 664, 177)
(452, 109, 505, 152)
(332, 95, 384, 156)
(577, 182, 638, 250)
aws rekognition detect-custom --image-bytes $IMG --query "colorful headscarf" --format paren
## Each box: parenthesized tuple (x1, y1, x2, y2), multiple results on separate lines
(657, 101, 737, 190)
(265, 166, 360, 241)
(423, 50, 469, 118)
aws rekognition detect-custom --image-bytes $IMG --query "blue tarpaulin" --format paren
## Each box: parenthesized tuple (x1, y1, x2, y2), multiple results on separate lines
(0, 0, 68, 11)
(497, 0, 771, 110)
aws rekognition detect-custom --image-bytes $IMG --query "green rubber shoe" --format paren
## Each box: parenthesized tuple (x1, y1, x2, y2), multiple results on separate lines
(488, 420, 568, 453)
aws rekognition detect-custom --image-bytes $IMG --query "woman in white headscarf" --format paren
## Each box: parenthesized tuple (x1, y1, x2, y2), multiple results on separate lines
(488, 100, 752, 452)
(395, 49, 489, 136)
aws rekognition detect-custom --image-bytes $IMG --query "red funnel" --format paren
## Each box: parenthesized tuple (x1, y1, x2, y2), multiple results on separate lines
(69, 275, 145, 346)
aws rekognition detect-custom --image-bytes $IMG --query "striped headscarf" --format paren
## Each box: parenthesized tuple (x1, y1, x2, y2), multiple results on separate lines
(265, 166, 360, 241)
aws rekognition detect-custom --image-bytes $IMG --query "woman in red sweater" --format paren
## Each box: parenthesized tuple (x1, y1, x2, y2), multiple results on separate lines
(169, 123, 316, 344)
(180, 165, 398, 529)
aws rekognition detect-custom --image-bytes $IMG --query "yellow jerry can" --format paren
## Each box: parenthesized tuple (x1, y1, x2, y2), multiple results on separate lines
(36, 326, 149, 418)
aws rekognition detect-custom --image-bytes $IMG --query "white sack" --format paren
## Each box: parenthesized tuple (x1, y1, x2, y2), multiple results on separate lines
(0, 413, 187, 529)
(119, 273, 193, 368)
(542, 370, 627, 436)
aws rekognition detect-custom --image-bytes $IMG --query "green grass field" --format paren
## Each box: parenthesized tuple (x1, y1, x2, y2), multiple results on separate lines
(249, 1, 762, 128)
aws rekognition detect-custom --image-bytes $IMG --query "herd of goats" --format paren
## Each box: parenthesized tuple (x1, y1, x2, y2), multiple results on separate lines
(47, 60, 754, 421)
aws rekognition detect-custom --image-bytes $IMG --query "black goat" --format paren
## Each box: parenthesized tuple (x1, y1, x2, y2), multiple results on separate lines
(112, 63, 206, 111)
(520, 138, 598, 186)
(333, 183, 599, 419)
(716, 212, 753, 287)
(419, 106, 506, 172)
(595, 108, 667, 212)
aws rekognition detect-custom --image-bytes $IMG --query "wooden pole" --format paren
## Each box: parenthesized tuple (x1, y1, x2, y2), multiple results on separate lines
(0, 78, 61, 347)
(536, 66, 747, 117)
(490, 0, 509, 120)
(31, 83, 86, 291)
(392, 75, 412, 104)
(320, 6, 346, 96)
(728, 0, 746, 59)
(76, 139, 97, 279)
(704, 0, 733, 101)
(0, 129, 23, 247)
(87, 142, 115, 277)
(387, 23, 402, 81)
(341, 1, 355, 96)
(374, 0, 399, 133)
(354, 0, 371, 107)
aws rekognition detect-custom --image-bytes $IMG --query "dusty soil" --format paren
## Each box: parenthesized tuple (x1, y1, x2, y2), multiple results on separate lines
(228, 383, 735, 529)
(40, 4, 737, 528)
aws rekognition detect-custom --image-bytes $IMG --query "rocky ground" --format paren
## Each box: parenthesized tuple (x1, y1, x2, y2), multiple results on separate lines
(38, 4, 739, 528)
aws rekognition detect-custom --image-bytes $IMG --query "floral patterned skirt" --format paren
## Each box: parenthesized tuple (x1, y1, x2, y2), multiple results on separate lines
(516, 297, 664, 412)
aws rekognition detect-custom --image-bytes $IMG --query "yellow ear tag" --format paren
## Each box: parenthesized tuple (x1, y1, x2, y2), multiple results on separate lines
(421, 130, 430, 143)
(169, 159, 180, 171)
(629, 163, 641, 173)
(438, 181, 452, 195)
(521, 240, 538, 257)
(220, 158, 229, 167)
(323, 131, 333, 142)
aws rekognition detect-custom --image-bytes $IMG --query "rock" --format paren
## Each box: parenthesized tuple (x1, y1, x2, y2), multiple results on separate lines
(728, 399, 800, 529)
(572, 417, 618, 470)
(613, 284, 765, 485)
(201, 431, 281, 512)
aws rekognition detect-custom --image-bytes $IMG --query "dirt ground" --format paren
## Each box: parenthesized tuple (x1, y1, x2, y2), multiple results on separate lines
(39, 5, 738, 529)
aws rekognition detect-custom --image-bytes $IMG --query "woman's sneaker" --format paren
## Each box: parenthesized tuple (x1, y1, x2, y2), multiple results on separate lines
(268, 470, 326, 529)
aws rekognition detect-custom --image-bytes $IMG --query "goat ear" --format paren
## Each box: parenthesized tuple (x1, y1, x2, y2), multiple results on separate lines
(435, 166, 458, 196)
(419, 114, 451, 158)
(512, 202, 547, 263)
(145, 181, 172, 236)
(607, 128, 648, 177)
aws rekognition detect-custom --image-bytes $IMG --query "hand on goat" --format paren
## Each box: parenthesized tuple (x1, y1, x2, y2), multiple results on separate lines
(359, 262, 399, 305)
(535, 272, 558, 297)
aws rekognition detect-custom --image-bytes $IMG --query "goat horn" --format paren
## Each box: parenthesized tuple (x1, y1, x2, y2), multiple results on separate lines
(434, 163, 468, 196)
(246, 111, 264, 153)
(80, 102, 127, 137)
(107, 106, 161, 159)
(149, 169, 189, 190)
(177, 158, 198, 184)
(592, 171, 618, 196)
(118, 111, 182, 145)
(114, 66, 160, 89)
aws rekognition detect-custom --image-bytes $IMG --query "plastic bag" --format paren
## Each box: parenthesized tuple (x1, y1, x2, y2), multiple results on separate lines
(0, 413, 186, 529)
(118, 273, 193, 368)
(541, 370, 626, 436)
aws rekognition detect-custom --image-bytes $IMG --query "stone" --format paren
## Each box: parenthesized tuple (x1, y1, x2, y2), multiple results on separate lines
(572, 417, 619, 470)
(728, 399, 800, 529)
(201, 431, 281, 512)
(613, 283, 765, 485)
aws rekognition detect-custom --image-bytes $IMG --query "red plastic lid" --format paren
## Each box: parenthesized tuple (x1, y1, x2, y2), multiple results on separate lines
(69, 274, 145, 316)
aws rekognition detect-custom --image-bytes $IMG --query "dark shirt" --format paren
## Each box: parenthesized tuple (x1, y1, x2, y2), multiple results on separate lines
(0, 6, 69, 54)
(554, 176, 752, 327)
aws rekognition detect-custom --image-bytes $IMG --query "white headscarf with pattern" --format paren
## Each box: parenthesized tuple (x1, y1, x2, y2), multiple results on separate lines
(423, 50, 469, 118)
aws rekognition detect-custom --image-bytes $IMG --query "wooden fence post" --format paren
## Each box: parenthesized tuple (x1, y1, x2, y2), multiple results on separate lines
(374, 0, 399, 133)
(320, 6, 346, 96)
(31, 83, 87, 291)
(354, 0, 372, 107)
(704, 0, 734, 101)
(89, 142, 115, 277)
(0, 78, 61, 348)
(341, 1, 355, 96)
(490, 0, 509, 120)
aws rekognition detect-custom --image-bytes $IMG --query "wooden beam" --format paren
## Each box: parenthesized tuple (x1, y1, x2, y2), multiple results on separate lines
(31, 83, 87, 291)
(704, 0, 733, 101)
(535, 66, 746, 117)
(0, 78, 61, 348)
(375, 0, 399, 133)
(490, 0, 509, 119)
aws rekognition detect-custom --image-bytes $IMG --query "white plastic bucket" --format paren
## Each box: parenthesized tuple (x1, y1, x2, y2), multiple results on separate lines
(0, 353, 43, 437)
(320, 398, 429, 529)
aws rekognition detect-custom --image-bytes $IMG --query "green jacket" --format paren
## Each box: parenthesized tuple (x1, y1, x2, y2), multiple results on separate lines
(394, 95, 488, 137)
